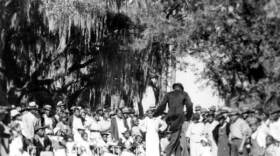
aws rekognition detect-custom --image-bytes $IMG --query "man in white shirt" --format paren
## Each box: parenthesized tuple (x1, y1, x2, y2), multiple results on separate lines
(43, 105, 55, 134)
(21, 101, 41, 140)
(99, 111, 111, 132)
(251, 110, 269, 149)
(186, 113, 210, 156)
(72, 107, 84, 142)
(266, 108, 280, 156)
(228, 110, 251, 156)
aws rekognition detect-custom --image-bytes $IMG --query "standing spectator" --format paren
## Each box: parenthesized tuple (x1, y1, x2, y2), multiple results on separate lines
(130, 116, 141, 137)
(265, 108, 280, 156)
(53, 113, 71, 137)
(153, 83, 193, 156)
(72, 107, 84, 142)
(9, 109, 22, 129)
(9, 123, 29, 156)
(228, 110, 252, 156)
(99, 110, 112, 133)
(42, 105, 55, 135)
(111, 109, 128, 141)
(21, 102, 41, 140)
(186, 113, 210, 156)
(212, 114, 230, 156)
(55, 101, 65, 121)
(140, 107, 167, 156)
(250, 119, 265, 156)
(205, 113, 219, 156)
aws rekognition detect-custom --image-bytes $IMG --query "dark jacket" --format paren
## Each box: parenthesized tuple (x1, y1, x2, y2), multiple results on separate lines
(212, 123, 230, 145)
(32, 135, 53, 156)
(153, 90, 193, 131)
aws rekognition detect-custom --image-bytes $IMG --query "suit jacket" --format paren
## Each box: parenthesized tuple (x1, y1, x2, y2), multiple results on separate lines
(154, 90, 193, 131)
(33, 135, 53, 156)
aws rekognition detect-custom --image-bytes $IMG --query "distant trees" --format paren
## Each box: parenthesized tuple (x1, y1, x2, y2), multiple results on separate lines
(164, 0, 280, 111)
(1, 0, 280, 112)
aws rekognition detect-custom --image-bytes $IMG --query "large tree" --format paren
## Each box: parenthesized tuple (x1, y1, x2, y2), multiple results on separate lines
(0, 0, 176, 109)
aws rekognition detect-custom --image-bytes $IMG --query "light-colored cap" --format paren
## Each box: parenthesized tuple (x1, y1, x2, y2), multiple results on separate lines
(10, 109, 20, 118)
(28, 101, 38, 109)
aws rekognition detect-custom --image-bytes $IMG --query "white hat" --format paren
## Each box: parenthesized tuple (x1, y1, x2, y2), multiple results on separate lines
(146, 106, 156, 112)
(28, 101, 38, 109)
(43, 105, 52, 111)
(57, 101, 64, 106)
(11, 109, 20, 118)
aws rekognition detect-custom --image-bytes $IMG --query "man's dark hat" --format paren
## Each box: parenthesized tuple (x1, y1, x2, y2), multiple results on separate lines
(35, 125, 48, 133)
(172, 83, 184, 90)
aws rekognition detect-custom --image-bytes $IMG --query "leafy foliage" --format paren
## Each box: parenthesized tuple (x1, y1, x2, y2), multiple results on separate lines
(171, 0, 280, 111)
(0, 0, 174, 109)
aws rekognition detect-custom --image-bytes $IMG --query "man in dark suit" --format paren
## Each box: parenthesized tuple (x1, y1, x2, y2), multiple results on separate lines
(153, 83, 193, 156)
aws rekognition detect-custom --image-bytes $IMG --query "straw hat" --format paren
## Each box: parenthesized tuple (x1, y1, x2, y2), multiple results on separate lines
(228, 109, 240, 116)
(122, 107, 131, 114)
(57, 101, 65, 107)
(27, 101, 38, 109)
(10, 109, 20, 118)
(43, 105, 52, 111)
(195, 105, 202, 111)
(35, 125, 48, 133)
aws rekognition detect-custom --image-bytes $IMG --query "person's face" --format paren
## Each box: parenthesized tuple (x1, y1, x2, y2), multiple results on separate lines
(269, 113, 279, 121)
(82, 133, 88, 141)
(123, 132, 130, 139)
(78, 130, 84, 135)
(151, 78, 157, 84)
(61, 115, 68, 123)
(31, 109, 38, 114)
(74, 109, 80, 117)
(123, 113, 129, 118)
(45, 110, 51, 116)
(57, 107, 62, 112)
(136, 136, 142, 143)
(117, 110, 123, 118)
(103, 112, 109, 119)
(98, 111, 104, 116)
(81, 112, 86, 118)
(251, 123, 259, 132)
(12, 129, 20, 137)
(219, 118, 225, 125)
(94, 114, 100, 121)
(133, 118, 139, 126)
(15, 115, 22, 121)
(37, 129, 45, 137)
(242, 113, 248, 119)
(259, 113, 267, 121)
(230, 115, 238, 122)
(147, 111, 153, 118)
(193, 119, 199, 123)
(102, 135, 108, 142)
(208, 116, 214, 123)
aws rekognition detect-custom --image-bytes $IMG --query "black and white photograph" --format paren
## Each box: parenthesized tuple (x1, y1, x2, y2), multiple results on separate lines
(1, 0, 280, 156)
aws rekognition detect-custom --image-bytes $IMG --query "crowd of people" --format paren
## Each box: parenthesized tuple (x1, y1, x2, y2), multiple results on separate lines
(0, 84, 280, 156)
